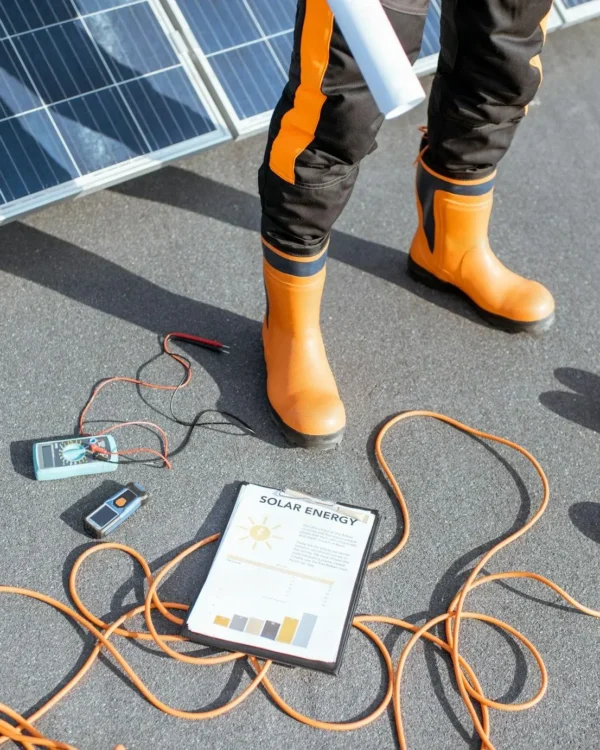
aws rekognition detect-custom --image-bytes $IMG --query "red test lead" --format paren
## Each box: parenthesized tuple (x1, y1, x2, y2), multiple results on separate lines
(77, 332, 250, 470)
(166, 332, 230, 354)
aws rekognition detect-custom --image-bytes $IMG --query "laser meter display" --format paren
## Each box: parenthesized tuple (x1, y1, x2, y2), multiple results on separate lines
(88, 505, 119, 528)
(84, 483, 149, 538)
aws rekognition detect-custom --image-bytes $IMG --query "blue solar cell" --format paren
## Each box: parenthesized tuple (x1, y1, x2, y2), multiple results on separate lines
(13, 20, 112, 104)
(175, 0, 441, 127)
(0, 39, 42, 119)
(269, 31, 294, 74)
(73, 0, 136, 12)
(173, 0, 296, 125)
(419, 3, 441, 59)
(121, 67, 217, 151)
(85, 3, 178, 81)
(176, 0, 260, 55)
(0, 110, 77, 203)
(0, 1, 226, 218)
(210, 41, 286, 119)
(0, 0, 75, 36)
(247, 0, 296, 36)
(52, 85, 149, 174)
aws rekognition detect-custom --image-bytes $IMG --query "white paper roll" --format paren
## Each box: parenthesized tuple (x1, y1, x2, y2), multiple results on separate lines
(327, 0, 426, 119)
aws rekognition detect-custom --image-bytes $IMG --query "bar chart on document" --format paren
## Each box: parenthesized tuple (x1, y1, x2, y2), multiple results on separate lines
(185, 483, 377, 666)
(212, 547, 334, 650)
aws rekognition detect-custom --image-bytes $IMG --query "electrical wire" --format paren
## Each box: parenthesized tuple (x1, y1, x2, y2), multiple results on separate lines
(2, 411, 600, 749)
(78, 333, 254, 470)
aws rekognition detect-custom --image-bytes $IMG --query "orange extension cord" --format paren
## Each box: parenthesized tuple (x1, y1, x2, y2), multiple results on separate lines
(2, 410, 600, 750)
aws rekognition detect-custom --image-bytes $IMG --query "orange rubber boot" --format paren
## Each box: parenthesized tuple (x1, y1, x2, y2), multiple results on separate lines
(408, 153, 555, 333)
(262, 240, 345, 449)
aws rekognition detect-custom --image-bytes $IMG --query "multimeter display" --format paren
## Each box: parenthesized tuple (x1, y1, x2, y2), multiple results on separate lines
(41, 445, 54, 467)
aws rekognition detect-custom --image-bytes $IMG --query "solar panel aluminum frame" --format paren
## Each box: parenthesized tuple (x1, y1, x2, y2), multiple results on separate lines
(554, 0, 600, 25)
(546, 4, 568, 31)
(160, 0, 285, 138)
(413, 54, 438, 77)
(0, 0, 231, 225)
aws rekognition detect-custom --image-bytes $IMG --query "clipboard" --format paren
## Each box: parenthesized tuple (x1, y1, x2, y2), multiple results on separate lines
(182, 483, 379, 674)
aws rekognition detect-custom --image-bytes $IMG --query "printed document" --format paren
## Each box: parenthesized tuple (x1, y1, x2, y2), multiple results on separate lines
(185, 483, 377, 668)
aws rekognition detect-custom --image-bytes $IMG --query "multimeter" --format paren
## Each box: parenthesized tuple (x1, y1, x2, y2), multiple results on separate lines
(84, 482, 148, 538)
(33, 435, 118, 481)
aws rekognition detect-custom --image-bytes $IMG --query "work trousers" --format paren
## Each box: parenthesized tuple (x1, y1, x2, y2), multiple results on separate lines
(258, 0, 553, 260)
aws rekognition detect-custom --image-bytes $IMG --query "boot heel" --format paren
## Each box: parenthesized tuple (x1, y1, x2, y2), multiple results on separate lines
(268, 402, 344, 450)
(407, 256, 452, 292)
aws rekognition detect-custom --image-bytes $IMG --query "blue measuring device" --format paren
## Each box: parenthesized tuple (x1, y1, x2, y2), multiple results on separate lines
(84, 482, 148, 538)
(33, 436, 118, 481)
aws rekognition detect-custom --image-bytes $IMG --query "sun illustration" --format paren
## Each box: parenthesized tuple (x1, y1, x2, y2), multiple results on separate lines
(237, 517, 282, 550)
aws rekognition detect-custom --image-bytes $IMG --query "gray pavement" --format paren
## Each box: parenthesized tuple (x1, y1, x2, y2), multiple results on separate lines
(1, 18, 600, 750)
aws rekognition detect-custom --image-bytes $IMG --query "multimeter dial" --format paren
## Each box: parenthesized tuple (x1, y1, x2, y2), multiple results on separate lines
(59, 440, 88, 465)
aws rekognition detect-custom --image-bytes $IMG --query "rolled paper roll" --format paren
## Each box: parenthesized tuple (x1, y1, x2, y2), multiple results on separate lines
(327, 0, 426, 119)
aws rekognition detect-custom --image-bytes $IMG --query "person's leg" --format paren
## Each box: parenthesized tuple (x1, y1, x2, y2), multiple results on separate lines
(409, 0, 556, 332)
(260, 1, 428, 257)
(259, 0, 428, 448)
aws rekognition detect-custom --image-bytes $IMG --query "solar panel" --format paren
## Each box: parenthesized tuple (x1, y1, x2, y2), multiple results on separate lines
(166, 0, 294, 135)
(0, 0, 230, 223)
(561, 0, 598, 7)
(169, 0, 571, 132)
(413, 0, 442, 76)
(554, 0, 600, 23)
(166, 0, 449, 133)
(413, 1, 564, 75)
(0, 1, 575, 224)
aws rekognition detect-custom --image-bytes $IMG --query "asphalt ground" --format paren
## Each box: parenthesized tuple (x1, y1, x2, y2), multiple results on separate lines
(1, 18, 599, 750)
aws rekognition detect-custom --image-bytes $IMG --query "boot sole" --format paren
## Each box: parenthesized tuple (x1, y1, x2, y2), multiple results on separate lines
(407, 256, 555, 334)
(268, 401, 345, 450)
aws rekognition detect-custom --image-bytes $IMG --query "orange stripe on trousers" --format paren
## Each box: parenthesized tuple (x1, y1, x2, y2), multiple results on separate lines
(269, 0, 334, 185)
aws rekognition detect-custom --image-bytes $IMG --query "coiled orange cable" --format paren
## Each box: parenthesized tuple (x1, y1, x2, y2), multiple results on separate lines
(2, 411, 599, 749)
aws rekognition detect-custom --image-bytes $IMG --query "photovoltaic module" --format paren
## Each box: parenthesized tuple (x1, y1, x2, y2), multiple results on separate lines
(0, 0, 229, 222)
(165, 0, 566, 135)
(0, 0, 595, 222)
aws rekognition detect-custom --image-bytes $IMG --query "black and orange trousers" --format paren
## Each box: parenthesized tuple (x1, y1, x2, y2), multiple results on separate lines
(258, 0, 553, 265)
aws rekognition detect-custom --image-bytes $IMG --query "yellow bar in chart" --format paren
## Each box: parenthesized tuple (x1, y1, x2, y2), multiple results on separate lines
(276, 616, 299, 644)
(214, 615, 230, 627)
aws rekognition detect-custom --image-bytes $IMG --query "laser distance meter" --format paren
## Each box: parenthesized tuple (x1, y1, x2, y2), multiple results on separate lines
(33, 435, 118, 481)
(84, 482, 148, 538)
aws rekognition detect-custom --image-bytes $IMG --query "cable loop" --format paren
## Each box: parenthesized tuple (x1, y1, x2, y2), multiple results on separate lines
(2, 411, 599, 750)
